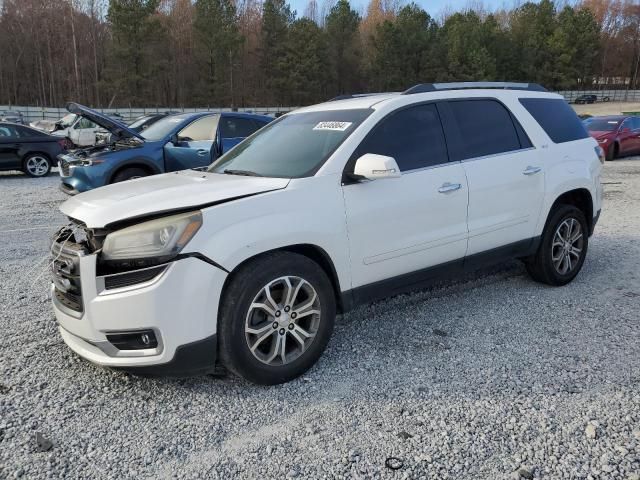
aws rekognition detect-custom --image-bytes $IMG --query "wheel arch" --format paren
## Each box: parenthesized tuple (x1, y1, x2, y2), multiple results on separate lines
(108, 160, 161, 184)
(219, 243, 346, 315)
(547, 188, 594, 235)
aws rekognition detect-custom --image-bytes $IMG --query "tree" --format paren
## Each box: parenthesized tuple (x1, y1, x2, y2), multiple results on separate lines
(260, 0, 294, 104)
(193, 0, 241, 106)
(282, 18, 328, 103)
(105, 0, 164, 105)
(325, 0, 361, 95)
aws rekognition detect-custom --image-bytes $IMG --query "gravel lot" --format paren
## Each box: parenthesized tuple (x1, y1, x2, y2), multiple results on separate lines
(1, 159, 639, 480)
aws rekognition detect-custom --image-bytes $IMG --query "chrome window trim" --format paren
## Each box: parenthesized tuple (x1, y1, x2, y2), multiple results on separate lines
(460, 146, 537, 164)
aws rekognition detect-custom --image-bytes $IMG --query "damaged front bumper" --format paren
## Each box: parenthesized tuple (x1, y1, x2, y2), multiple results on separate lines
(50, 229, 226, 376)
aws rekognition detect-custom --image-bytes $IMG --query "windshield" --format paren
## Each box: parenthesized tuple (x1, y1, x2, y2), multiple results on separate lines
(59, 113, 77, 127)
(208, 109, 372, 178)
(129, 115, 153, 129)
(587, 119, 620, 132)
(140, 114, 192, 141)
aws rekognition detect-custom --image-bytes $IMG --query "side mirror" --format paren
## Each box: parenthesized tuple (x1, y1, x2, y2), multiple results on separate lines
(170, 134, 180, 146)
(353, 153, 401, 181)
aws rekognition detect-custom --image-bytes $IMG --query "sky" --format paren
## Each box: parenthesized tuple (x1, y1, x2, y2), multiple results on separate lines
(287, 0, 515, 18)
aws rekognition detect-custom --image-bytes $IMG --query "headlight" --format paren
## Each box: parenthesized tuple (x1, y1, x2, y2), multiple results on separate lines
(78, 158, 105, 166)
(102, 211, 202, 262)
(598, 138, 608, 143)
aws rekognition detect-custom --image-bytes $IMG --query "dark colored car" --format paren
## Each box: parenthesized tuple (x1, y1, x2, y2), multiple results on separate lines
(0, 110, 25, 124)
(0, 123, 66, 177)
(59, 103, 272, 194)
(587, 115, 640, 160)
(574, 94, 597, 104)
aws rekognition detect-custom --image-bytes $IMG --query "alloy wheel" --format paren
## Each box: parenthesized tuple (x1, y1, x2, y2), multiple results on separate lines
(245, 276, 321, 366)
(26, 156, 49, 176)
(551, 217, 583, 275)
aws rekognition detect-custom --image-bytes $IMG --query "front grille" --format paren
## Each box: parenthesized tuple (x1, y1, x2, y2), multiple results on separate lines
(103, 265, 167, 290)
(51, 228, 87, 314)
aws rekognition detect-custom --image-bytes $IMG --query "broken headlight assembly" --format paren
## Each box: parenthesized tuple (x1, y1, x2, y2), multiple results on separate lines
(101, 211, 202, 270)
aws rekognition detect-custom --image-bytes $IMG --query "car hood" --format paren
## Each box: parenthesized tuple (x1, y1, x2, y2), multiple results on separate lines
(60, 170, 290, 228)
(66, 102, 144, 141)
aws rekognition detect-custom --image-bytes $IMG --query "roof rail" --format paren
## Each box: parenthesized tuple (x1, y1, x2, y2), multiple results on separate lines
(402, 82, 547, 95)
(327, 92, 397, 101)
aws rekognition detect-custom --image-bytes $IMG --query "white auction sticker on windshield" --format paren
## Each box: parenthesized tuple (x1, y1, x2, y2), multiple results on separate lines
(313, 121, 352, 131)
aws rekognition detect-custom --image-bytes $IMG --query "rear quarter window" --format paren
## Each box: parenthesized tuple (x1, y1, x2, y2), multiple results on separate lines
(519, 98, 589, 143)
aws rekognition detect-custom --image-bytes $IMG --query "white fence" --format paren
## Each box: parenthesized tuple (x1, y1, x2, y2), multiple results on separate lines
(0, 105, 298, 123)
(3, 89, 640, 123)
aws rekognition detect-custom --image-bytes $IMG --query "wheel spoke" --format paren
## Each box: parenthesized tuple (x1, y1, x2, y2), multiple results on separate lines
(263, 286, 279, 311)
(250, 302, 276, 318)
(290, 330, 306, 347)
(293, 324, 315, 339)
(293, 291, 317, 316)
(294, 308, 320, 320)
(569, 246, 582, 258)
(265, 335, 282, 363)
(279, 333, 287, 364)
(250, 330, 274, 353)
(282, 277, 295, 307)
(246, 322, 273, 336)
(565, 253, 573, 271)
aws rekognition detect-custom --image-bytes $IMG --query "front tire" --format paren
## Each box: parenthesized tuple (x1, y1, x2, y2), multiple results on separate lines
(526, 205, 588, 286)
(23, 154, 51, 177)
(111, 167, 149, 183)
(605, 143, 618, 161)
(218, 252, 336, 385)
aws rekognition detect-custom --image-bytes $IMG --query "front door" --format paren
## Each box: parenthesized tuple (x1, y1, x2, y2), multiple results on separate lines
(164, 115, 219, 171)
(342, 103, 469, 290)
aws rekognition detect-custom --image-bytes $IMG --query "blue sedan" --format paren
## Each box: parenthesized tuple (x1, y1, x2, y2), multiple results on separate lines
(58, 103, 272, 195)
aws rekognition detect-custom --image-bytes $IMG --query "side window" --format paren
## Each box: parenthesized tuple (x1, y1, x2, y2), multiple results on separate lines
(632, 117, 640, 130)
(76, 118, 95, 129)
(179, 115, 219, 141)
(354, 103, 448, 171)
(448, 99, 521, 160)
(220, 117, 261, 138)
(0, 125, 20, 138)
(519, 98, 589, 143)
(17, 126, 44, 138)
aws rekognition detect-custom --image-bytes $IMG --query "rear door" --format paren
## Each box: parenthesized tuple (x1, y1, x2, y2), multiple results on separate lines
(443, 98, 545, 256)
(0, 124, 22, 169)
(219, 116, 265, 153)
(342, 102, 469, 289)
(164, 115, 219, 171)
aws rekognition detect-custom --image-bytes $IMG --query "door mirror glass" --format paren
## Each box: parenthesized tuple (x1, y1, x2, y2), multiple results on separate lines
(353, 153, 401, 180)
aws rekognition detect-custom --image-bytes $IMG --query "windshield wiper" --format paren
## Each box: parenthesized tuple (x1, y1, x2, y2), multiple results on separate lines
(223, 169, 263, 177)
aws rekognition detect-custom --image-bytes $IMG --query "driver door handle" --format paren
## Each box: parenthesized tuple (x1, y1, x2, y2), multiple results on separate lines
(523, 166, 542, 175)
(197, 149, 208, 156)
(438, 182, 462, 193)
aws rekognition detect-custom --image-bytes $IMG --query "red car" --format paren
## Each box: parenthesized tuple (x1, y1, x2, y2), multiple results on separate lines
(586, 115, 640, 161)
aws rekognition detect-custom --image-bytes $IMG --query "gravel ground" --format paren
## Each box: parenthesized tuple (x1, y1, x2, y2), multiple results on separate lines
(1, 160, 639, 480)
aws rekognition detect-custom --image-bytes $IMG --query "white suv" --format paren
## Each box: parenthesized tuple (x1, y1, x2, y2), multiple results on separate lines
(50, 83, 603, 384)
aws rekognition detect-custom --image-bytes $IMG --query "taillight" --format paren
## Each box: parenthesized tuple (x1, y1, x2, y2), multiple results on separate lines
(594, 146, 605, 164)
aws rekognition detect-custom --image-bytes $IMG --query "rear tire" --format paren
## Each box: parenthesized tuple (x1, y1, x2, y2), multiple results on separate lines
(111, 167, 149, 183)
(526, 205, 588, 286)
(218, 252, 336, 385)
(23, 153, 51, 177)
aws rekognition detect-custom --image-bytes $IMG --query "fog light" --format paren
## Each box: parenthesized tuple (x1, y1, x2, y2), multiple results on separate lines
(106, 330, 158, 350)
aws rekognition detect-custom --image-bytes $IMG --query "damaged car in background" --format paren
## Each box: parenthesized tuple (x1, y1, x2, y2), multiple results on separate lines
(58, 103, 272, 195)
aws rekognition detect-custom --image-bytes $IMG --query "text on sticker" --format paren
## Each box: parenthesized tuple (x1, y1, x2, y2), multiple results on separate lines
(313, 121, 353, 131)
